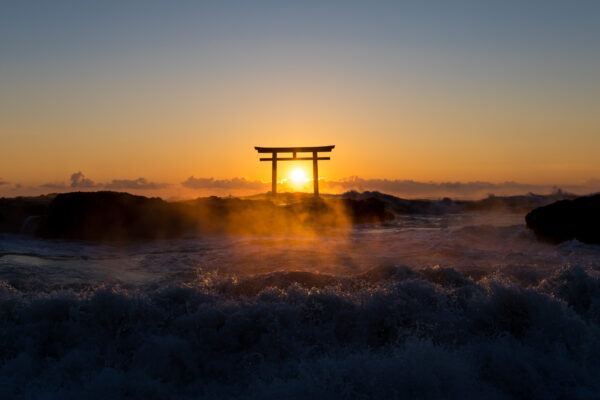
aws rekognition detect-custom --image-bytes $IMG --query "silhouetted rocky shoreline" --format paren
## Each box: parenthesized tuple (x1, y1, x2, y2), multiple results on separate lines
(0, 190, 583, 241)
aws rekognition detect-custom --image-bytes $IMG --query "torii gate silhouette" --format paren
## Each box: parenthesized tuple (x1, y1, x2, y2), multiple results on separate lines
(255, 145, 335, 197)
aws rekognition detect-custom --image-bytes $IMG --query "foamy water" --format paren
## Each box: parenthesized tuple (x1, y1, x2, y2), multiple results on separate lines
(1, 211, 600, 399)
(1, 211, 596, 291)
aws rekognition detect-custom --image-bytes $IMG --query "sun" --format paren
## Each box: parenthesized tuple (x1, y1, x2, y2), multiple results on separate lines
(289, 168, 307, 183)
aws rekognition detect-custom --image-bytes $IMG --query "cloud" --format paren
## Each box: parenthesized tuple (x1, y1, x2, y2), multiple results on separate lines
(180, 175, 600, 198)
(182, 176, 268, 190)
(40, 182, 68, 190)
(320, 177, 600, 199)
(0, 178, 7, 186)
(105, 178, 169, 190)
(38, 172, 168, 192)
(18, 171, 600, 200)
(70, 171, 97, 188)
(585, 178, 600, 186)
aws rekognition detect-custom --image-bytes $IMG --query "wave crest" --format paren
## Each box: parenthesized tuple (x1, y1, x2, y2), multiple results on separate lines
(2, 265, 600, 399)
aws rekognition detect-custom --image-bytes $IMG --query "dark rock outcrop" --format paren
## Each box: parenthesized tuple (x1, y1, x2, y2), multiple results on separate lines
(0, 195, 54, 234)
(0, 190, 589, 241)
(37, 191, 193, 240)
(525, 194, 600, 244)
(341, 197, 395, 223)
(14, 191, 395, 240)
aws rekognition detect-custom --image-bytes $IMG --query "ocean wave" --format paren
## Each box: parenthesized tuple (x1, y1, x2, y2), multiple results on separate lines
(1, 265, 600, 399)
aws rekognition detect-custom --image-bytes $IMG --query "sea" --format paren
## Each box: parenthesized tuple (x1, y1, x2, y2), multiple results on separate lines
(1, 210, 600, 399)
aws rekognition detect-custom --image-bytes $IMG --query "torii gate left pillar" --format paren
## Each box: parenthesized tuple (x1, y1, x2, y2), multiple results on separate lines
(255, 146, 335, 197)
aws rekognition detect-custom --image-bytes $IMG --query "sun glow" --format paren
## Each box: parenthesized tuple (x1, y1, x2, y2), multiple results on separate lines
(283, 167, 311, 191)
(290, 168, 308, 183)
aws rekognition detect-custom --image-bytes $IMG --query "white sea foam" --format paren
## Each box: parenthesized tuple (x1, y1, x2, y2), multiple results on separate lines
(1, 211, 600, 398)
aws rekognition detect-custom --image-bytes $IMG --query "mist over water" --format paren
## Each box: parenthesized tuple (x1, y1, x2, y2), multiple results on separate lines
(2, 210, 600, 399)
(0, 211, 593, 289)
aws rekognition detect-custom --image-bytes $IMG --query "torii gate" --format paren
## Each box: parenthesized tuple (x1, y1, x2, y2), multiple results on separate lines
(255, 145, 335, 197)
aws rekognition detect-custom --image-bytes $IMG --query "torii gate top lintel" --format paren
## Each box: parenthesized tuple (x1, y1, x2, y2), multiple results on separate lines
(254, 145, 335, 153)
(254, 145, 335, 197)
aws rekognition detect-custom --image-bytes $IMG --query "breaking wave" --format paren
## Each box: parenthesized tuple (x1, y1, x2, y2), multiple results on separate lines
(2, 264, 600, 399)
(2, 207, 600, 399)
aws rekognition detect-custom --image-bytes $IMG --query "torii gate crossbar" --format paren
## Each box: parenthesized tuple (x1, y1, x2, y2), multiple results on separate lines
(255, 145, 335, 197)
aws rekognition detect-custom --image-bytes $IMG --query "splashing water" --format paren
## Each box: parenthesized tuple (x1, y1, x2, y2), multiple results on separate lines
(1, 210, 600, 399)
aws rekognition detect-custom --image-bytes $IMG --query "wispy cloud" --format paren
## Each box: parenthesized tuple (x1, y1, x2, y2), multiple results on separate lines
(182, 176, 267, 190)
(40, 172, 168, 192)
(320, 177, 600, 198)
(181, 176, 600, 199)
(105, 178, 169, 190)
(40, 182, 68, 190)
(4, 172, 600, 200)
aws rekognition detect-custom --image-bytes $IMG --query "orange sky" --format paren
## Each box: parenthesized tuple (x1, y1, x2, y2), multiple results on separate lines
(1, 2, 599, 197)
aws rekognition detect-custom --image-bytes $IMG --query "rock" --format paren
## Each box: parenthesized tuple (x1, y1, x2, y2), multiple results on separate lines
(0, 195, 54, 234)
(31, 191, 395, 240)
(525, 194, 600, 244)
(37, 191, 192, 240)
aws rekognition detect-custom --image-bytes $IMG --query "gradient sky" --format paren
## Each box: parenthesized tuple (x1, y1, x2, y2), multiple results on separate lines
(1, 0, 599, 195)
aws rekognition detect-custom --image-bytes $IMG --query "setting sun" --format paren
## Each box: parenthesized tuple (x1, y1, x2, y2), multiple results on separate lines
(290, 168, 308, 183)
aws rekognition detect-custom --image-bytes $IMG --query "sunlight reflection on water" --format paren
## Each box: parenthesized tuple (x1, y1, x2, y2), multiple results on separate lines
(0, 211, 598, 291)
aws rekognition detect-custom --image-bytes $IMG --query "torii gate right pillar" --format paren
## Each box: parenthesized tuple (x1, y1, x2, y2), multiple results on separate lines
(271, 152, 277, 196)
(312, 151, 319, 196)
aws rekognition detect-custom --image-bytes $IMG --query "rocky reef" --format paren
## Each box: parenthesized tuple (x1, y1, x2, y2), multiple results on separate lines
(1, 191, 394, 240)
(526, 193, 600, 244)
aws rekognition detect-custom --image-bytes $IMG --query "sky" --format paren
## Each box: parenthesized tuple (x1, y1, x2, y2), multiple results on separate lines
(1, 0, 599, 198)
